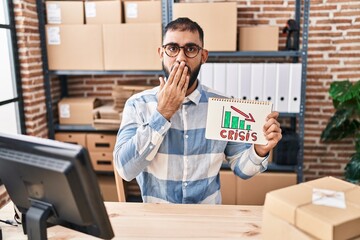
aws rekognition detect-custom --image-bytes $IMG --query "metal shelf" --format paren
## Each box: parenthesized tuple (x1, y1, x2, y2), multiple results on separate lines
(49, 70, 164, 76)
(209, 51, 301, 58)
(54, 124, 117, 133)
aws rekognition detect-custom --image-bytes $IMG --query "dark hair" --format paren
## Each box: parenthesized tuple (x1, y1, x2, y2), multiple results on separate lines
(163, 17, 204, 46)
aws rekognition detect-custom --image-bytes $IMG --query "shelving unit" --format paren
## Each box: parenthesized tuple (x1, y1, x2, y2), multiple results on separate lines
(36, 0, 309, 183)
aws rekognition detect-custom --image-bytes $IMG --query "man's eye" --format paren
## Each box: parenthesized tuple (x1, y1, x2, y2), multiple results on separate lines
(168, 45, 178, 52)
(186, 46, 196, 52)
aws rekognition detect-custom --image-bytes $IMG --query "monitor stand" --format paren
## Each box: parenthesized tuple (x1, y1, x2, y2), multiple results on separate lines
(23, 200, 55, 240)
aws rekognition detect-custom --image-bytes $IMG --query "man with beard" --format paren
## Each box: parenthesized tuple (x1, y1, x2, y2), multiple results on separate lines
(113, 17, 282, 204)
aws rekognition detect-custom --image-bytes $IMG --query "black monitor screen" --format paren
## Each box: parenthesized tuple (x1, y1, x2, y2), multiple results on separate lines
(0, 133, 114, 239)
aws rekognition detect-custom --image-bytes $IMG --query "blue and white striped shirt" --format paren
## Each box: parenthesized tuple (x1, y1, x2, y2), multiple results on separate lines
(113, 83, 268, 204)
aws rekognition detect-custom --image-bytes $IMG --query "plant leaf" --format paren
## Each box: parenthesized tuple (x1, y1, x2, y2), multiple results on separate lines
(329, 80, 356, 103)
(345, 153, 360, 183)
(321, 116, 359, 141)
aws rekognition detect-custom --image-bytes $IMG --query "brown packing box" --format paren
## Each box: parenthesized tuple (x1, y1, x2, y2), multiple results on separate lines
(220, 170, 236, 205)
(103, 23, 162, 70)
(236, 172, 297, 205)
(112, 85, 153, 111)
(93, 103, 122, 130)
(124, 1, 161, 23)
(262, 176, 360, 240)
(85, 0, 122, 24)
(97, 174, 118, 201)
(239, 26, 279, 51)
(89, 152, 114, 172)
(58, 97, 101, 125)
(86, 133, 116, 152)
(46, 1, 84, 24)
(173, 2, 237, 51)
(54, 132, 86, 147)
(46, 24, 104, 70)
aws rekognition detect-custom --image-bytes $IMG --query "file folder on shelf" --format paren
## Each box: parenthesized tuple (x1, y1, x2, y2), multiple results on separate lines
(288, 63, 302, 113)
(200, 63, 213, 89)
(225, 63, 239, 98)
(213, 63, 227, 95)
(250, 63, 264, 101)
(238, 63, 252, 101)
(262, 63, 277, 102)
(275, 64, 290, 112)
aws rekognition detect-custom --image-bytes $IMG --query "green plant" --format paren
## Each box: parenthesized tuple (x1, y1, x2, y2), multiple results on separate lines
(320, 80, 360, 183)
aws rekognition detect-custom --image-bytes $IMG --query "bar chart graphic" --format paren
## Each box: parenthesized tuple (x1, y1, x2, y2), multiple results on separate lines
(222, 106, 253, 130)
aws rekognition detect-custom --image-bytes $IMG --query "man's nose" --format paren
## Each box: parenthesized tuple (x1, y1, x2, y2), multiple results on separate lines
(176, 48, 187, 62)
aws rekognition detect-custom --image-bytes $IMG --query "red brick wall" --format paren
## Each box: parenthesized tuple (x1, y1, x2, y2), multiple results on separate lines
(14, 0, 48, 138)
(12, 0, 360, 182)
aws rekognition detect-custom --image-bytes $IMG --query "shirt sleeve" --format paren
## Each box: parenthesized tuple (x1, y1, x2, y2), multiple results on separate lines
(224, 142, 268, 179)
(113, 99, 171, 181)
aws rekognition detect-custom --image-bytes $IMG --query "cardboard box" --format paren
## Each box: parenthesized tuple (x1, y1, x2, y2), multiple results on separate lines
(97, 174, 118, 201)
(124, 1, 161, 23)
(85, 0, 122, 24)
(220, 170, 236, 205)
(90, 152, 114, 172)
(173, 2, 237, 51)
(58, 97, 101, 125)
(103, 23, 162, 70)
(239, 26, 279, 51)
(46, 1, 84, 25)
(46, 24, 104, 70)
(86, 133, 116, 152)
(54, 132, 86, 147)
(263, 176, 360, 240)
(236, 172, 297, 205)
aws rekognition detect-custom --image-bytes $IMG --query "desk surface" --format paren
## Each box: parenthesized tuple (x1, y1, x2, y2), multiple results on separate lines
(0, 201, 263, 239)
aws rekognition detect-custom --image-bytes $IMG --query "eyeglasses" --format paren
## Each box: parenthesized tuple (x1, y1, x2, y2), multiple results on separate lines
(162, 43, 203, 58)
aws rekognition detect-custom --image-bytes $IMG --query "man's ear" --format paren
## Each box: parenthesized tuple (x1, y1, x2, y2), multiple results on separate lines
(201, 49, 209, 64)
(158, 47, 164, 59)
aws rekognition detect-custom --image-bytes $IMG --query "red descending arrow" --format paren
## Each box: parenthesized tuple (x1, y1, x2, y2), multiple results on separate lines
(230, 106, 255, 122)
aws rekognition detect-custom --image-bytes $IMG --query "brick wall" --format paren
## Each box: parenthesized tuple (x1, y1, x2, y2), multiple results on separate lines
(12, 0, 360, 182)
(13, 0, 48, 138)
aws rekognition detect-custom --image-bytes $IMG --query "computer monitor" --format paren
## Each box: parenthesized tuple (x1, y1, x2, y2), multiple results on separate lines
(0, 133, 114, 240)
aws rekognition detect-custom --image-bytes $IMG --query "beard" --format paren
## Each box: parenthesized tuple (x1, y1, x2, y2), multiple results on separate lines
(162, 61, 202, 90)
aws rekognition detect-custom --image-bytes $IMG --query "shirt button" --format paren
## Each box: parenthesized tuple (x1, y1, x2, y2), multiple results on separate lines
(149, 146, 153, 149)
(161, 126, 165, 130)
(185, 135, 189, 139)
(184, 111, 187, 115)
(184, 182, 188, 187)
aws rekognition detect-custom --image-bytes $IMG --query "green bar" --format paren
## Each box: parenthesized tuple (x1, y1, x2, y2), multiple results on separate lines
(231, 116, 239, 129)
(224, 111, 231, 128)
(239, 120, 245, 130)
(246, 124, 251, 131)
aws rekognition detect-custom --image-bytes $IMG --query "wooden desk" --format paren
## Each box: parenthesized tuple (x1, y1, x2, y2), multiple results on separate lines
(0, 202, 263, 239)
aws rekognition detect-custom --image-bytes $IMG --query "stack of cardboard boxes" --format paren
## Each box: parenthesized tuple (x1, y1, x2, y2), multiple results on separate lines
(262, 176, 360, 240)
(45, 0, 162, 71)
(45, 1, 280, 72)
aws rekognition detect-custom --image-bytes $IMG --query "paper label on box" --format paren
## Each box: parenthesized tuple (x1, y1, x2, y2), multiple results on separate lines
(59, 104, 70, 118)
(46, 3, 61, 24)
(47, 26, 61, 45)
(126, 3, 138, 19)
(85, 2, 97, 18)
(312, 188, 346, 209)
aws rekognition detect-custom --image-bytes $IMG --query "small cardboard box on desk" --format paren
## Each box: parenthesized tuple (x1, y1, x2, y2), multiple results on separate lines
(262, 176, 360, 240)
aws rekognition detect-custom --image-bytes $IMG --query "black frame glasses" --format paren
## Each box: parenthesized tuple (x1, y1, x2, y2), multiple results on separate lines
(162, 43, 203, 58)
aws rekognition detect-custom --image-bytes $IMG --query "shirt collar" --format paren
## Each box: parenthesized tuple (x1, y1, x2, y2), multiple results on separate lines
(184, 81, 202, 105)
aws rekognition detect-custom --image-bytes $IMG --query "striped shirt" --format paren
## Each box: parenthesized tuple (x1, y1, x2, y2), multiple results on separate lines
(113, 83, 268, 204)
